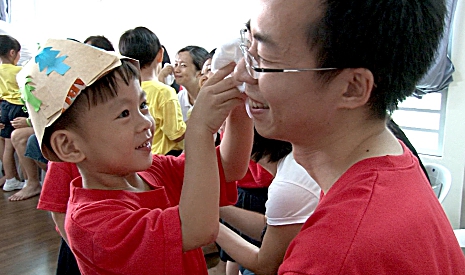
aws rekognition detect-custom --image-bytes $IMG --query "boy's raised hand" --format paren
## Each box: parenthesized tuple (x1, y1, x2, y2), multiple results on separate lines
(189, 62, 247, 134)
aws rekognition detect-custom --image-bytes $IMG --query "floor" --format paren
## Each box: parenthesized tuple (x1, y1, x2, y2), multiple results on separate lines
(0, 190, 61, 275)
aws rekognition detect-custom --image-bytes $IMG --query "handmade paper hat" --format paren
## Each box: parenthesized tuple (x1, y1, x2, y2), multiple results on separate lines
(17, 38, 136, 161)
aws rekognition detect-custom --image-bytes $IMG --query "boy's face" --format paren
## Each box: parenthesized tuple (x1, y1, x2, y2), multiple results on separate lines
(74, 77, 154, 175)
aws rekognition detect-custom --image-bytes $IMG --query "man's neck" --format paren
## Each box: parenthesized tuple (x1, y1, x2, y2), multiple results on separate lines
(292, 118, 402, 194)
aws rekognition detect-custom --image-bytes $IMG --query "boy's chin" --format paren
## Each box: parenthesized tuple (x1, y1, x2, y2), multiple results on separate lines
(140, 155, 153, 170)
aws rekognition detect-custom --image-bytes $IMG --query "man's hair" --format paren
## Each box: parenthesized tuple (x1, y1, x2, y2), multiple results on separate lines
(84, 35, 115, 51)
(0, 34, 21, 57)
(119, 27, 161, 69)
(251, 128, 292, 163)
(177, 45, 209, 71)
(42, 60, 140, 156)
(307, 0, 447, 118)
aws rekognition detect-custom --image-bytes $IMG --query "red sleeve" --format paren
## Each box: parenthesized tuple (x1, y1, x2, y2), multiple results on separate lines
(146, 147, 237, 207)
(37, 162, 80, 213)
(217, 148, 238, 206)
(236, 160, 274, 189)
(249, 161, 274, 187)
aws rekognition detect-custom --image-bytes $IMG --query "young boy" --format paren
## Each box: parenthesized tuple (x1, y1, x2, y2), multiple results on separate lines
(19, 39, 252, 275)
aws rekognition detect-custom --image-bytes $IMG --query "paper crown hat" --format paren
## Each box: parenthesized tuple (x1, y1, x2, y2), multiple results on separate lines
(17, 38, 137, 161)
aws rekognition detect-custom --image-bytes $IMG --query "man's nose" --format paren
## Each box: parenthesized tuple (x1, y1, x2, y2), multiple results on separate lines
(234, 58, 257, 85)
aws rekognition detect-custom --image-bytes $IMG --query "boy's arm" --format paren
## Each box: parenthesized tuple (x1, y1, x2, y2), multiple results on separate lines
(216, 222, 303, 275)
(219, 206, 267, 240)
(51, 212, 69, 245)
(220, 103, 253, 182)
(179, 63, 246, 252)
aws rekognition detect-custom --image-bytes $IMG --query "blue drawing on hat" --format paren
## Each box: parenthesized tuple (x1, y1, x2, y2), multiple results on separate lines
(35, 47, 71, 76)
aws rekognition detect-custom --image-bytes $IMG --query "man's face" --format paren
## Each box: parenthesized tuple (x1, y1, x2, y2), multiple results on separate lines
(235, 0, 340, 146)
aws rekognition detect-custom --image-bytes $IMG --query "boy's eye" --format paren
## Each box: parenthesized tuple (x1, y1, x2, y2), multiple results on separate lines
(118, 110, 130, 118)
(140, 101, 148, 110)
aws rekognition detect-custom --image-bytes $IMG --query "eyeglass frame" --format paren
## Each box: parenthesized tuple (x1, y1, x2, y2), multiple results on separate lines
(239, 29, 339, 79)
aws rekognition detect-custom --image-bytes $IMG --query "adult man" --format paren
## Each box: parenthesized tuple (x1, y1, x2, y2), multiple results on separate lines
(233, 0, 465, 273)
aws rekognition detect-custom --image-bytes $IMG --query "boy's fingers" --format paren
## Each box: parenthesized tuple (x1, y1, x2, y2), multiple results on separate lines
(202, 76, 242, 97)
(204, 62, 236, 87)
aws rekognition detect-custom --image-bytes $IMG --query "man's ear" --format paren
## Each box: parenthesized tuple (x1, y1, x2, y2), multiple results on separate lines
(339, 68, 374, 109)
(49, 130, 85, 163)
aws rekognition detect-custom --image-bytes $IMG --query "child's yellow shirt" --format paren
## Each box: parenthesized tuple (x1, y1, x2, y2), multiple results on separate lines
(0, 64, 23, 105)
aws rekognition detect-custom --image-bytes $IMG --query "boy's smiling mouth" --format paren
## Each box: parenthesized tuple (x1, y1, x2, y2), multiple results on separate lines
(136, 140, 151, 150)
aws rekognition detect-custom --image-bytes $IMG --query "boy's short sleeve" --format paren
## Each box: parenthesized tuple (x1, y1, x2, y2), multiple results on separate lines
(216, 147, 239, 206)
(149, 147, 238, 207)
(37, 162, 80, 213)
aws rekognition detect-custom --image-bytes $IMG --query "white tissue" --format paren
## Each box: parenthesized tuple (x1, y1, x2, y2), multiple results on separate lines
(212, 37, 251, 118)
(212, 37, 252, 118)
(163, 63, 175, 86)
(211, 37, 243, 73)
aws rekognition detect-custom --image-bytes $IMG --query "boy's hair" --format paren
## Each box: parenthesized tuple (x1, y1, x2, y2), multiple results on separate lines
(84, 35, 115, 51)
(119, 27, 162, 69)
(251, 128, 292, 163)
(17, 39, 139, 162)
(0, 34, 21, 57)
(177, 45, 209, 71)
(303, 0, 446, 118)
(42, 59, 139, 161)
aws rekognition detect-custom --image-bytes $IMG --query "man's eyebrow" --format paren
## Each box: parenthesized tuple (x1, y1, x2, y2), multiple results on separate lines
(253, 31, 278, 49)
(247, 19, 277, 49)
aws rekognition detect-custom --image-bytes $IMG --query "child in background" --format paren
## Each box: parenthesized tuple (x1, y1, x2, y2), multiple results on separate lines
(0, 123, 5, 187)
(21, 39, 252, 274)
(8, 116, 42, 201)
(119, 27, 186, 156)
(0, 34, 27, 192)
(83, 35, 115, 51)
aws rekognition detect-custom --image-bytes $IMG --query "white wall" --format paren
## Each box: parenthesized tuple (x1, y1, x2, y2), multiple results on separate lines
(10, 0, 252, 60)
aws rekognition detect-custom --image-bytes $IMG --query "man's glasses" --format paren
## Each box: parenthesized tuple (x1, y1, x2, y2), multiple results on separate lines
(239, 29, 338, 79)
